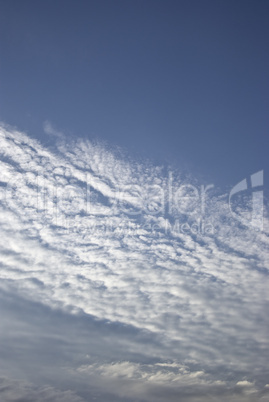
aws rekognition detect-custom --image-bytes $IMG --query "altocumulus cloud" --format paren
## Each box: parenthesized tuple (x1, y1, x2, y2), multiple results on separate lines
(0, 122, 268, 402)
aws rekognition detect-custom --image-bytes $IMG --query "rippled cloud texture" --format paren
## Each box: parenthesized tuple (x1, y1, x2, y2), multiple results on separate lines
(0, 122, 268, 402)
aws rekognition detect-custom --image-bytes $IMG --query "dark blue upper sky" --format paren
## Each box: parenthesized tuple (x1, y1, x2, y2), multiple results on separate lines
(0, 0, 268, 186)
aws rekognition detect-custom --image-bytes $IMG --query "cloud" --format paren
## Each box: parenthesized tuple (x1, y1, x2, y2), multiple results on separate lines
(0, 377, 85, 402)
(43, 121, 65, 140)
(76, 360, 269, 402)
(0, 122, 269, 401)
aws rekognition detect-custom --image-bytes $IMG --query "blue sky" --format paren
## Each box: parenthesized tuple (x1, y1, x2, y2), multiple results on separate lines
(0, 1, 269, 402)
(0, 0, 268, 185)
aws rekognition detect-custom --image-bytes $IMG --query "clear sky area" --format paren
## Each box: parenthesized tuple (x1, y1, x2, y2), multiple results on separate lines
(0, 0, 268, 186)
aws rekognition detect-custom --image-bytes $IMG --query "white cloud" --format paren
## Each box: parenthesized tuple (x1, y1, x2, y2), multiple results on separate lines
(76, 360, 269, 402)
(0, 122, 269, 401)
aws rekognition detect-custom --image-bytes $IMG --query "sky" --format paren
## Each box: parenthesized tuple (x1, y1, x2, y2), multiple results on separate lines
(0, 1, 269, 402)
(1, 0, 269, 185)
